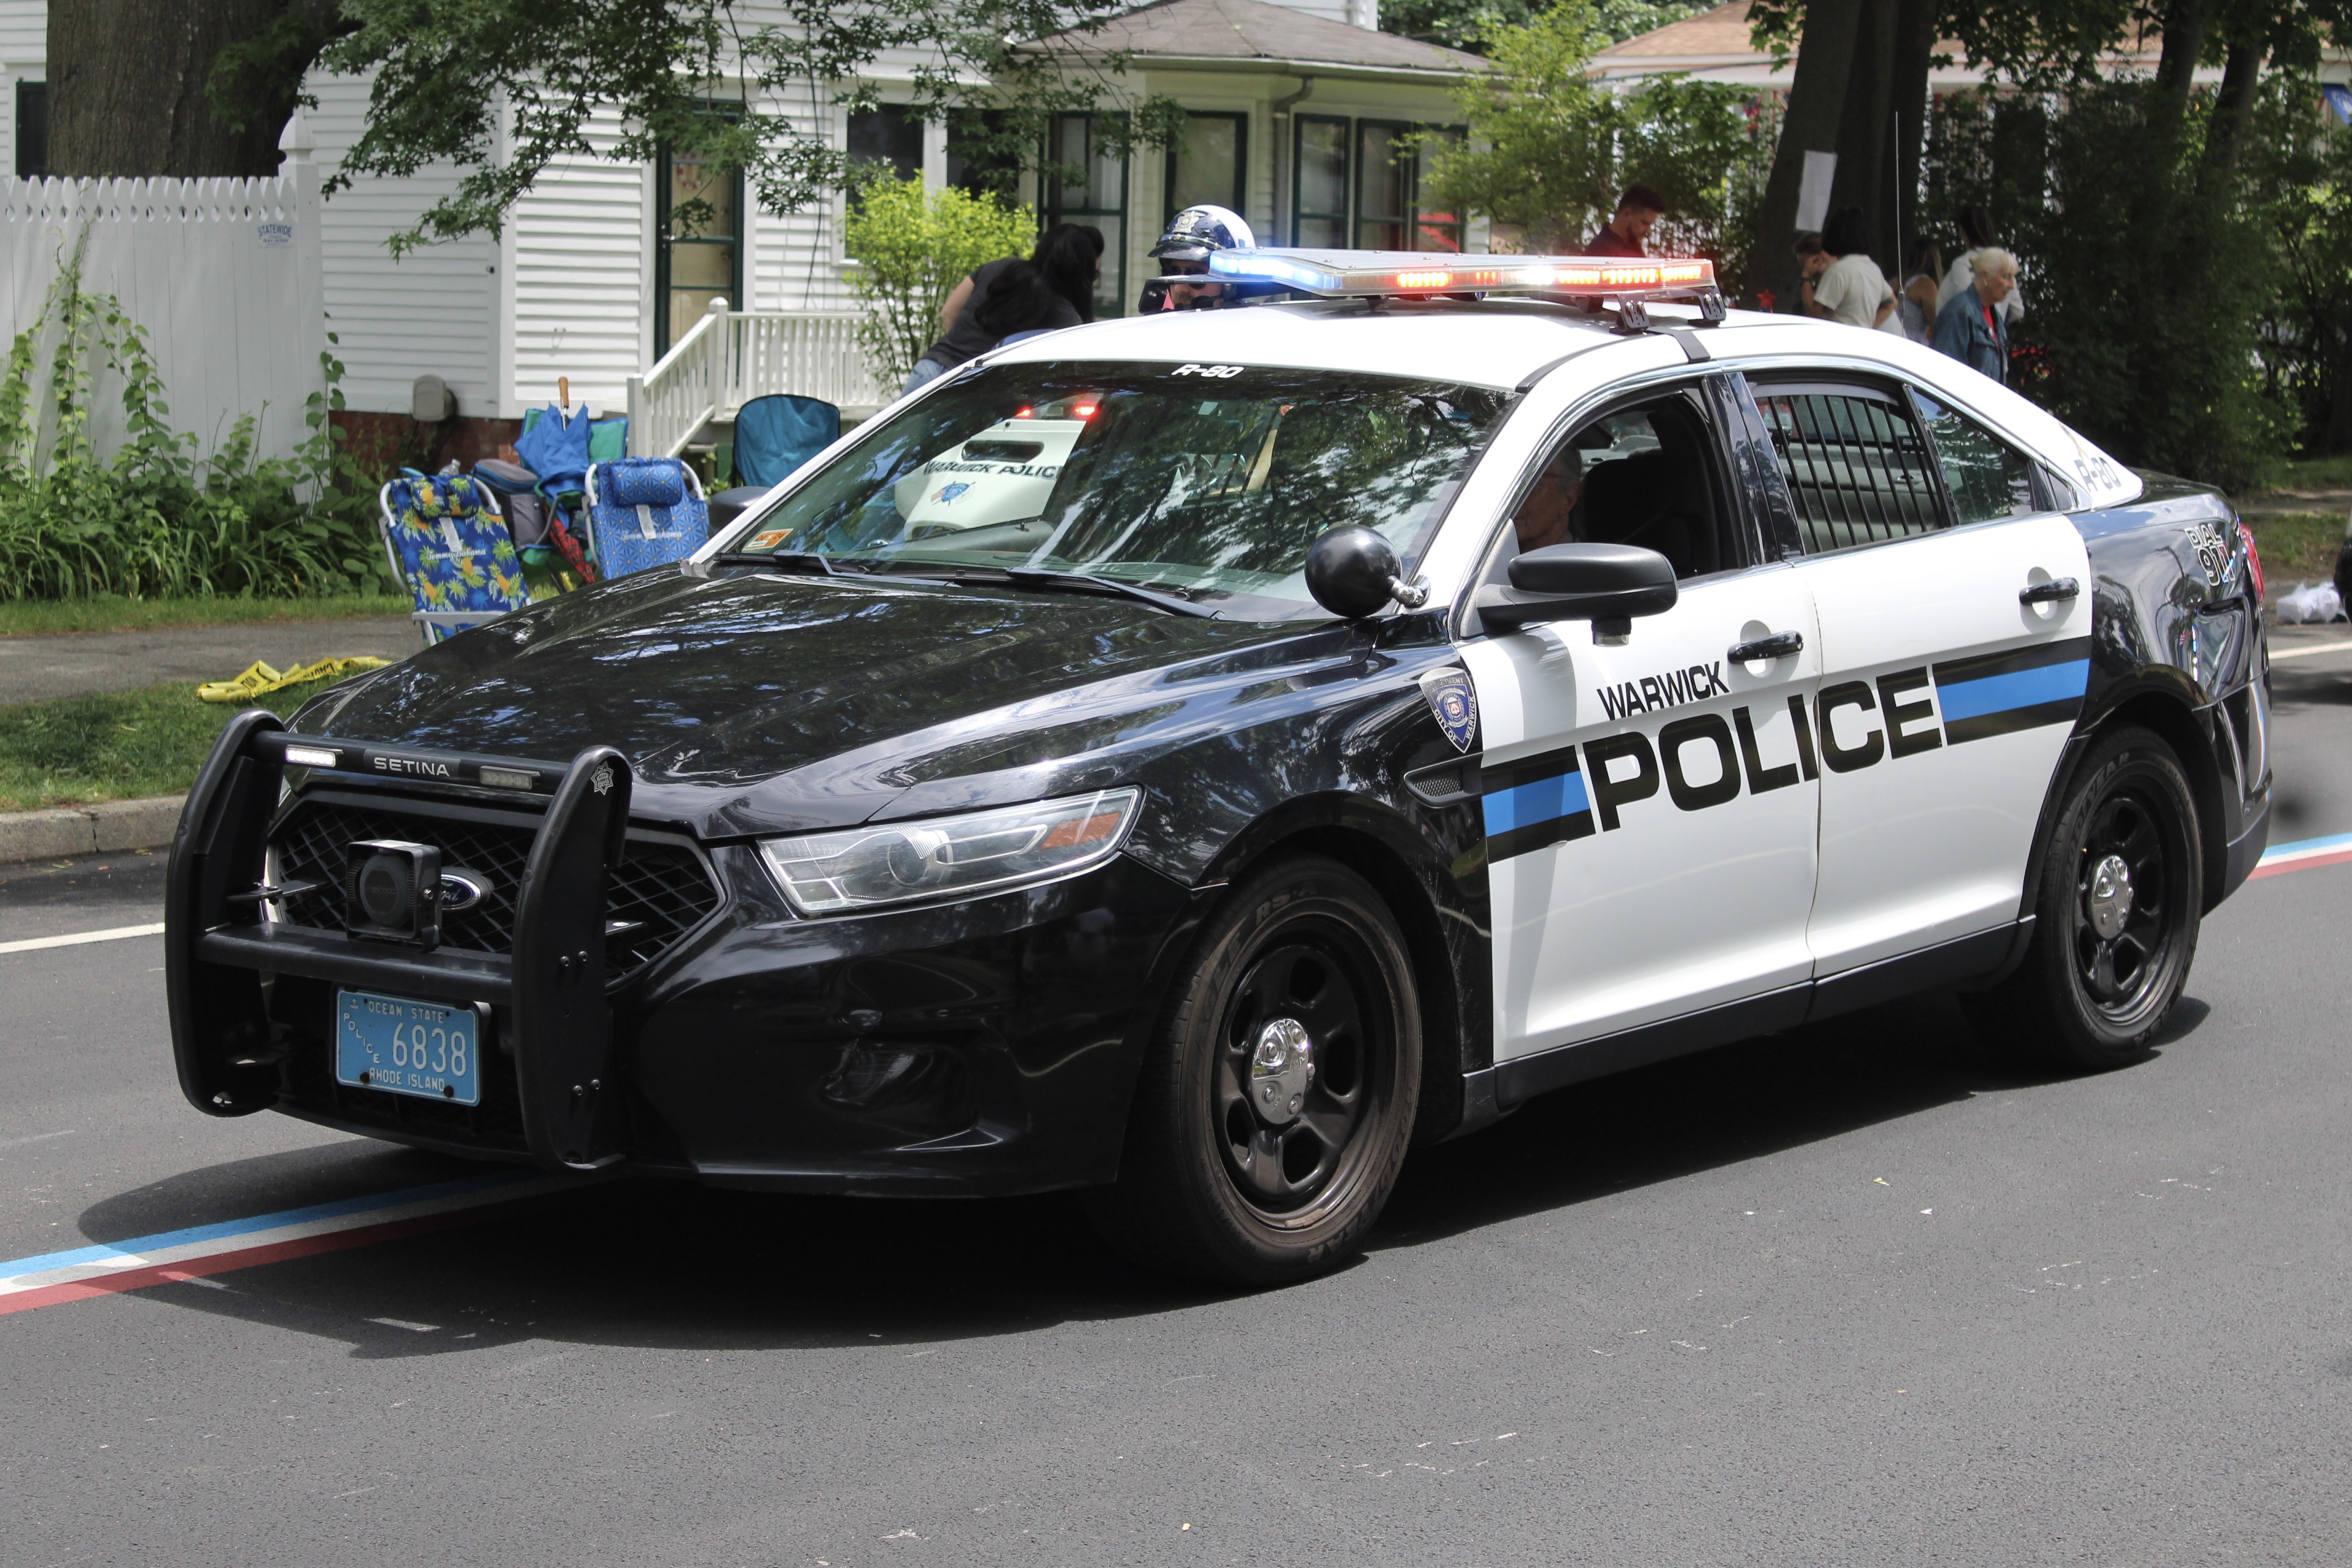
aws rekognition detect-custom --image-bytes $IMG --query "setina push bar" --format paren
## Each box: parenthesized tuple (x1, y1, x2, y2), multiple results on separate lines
(164, 710, 637, 1171)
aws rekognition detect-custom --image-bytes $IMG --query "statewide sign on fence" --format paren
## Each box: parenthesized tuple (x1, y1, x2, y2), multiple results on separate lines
(0, 150, 324, 465)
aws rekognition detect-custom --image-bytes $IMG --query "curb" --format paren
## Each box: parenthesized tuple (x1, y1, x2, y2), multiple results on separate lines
(0, 796, 183, 865)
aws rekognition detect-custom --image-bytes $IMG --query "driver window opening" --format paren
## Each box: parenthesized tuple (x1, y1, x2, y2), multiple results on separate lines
(1506, 394, 1732, 582)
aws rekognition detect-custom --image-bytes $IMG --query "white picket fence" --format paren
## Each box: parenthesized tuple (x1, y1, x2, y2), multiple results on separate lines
(0, 145, 324, 466)
(626, 300, 892, 459)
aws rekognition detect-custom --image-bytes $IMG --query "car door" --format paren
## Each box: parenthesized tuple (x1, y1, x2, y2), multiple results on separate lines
(1459, 377, 1825, 1062)
(1746, 376, 2091, 976)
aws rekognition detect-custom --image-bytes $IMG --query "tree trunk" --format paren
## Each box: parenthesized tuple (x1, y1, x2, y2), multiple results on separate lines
(1830, 0, 1896, 273)
(1751, 0, 1865, 311)
(1887, 0, 1937, 265)
(48, 0, 336, 178)
(2148, 0, 2207, 135)
(2204, 38, 2265, 168)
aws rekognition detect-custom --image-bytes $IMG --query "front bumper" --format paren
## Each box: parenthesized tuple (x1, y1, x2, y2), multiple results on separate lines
(166, 716, 1201, 1197)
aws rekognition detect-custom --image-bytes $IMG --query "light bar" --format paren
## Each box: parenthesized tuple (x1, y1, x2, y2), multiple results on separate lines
(1206, 248, 1716, 299)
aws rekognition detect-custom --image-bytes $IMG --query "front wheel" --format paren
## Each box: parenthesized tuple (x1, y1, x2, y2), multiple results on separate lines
(1965, 725, 2202, 1070)
(1092, 856, 1421, 1286)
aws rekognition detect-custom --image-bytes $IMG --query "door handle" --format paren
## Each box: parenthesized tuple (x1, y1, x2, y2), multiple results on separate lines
(2019, 577, 2080, 605)
(1727, 630, 1804, 662)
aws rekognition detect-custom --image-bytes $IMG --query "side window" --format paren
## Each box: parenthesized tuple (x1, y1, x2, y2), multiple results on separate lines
(1503, 390, 1737, 582)
(1909, 389, 2039, 524)
(1751, 387, 1946, 554)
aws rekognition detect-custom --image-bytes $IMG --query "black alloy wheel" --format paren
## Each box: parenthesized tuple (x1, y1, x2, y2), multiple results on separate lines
(1092, 856, 1421, 1285)
(1965, 725, 2202, 1070)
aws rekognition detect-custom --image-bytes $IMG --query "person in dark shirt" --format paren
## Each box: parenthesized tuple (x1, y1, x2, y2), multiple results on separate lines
(902, 224, 1103, 393)
(1582, 185, 1665, 258)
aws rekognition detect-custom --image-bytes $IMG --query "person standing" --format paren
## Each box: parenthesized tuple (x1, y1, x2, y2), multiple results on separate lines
(1898, 237, 1943, 344)
(1937, 206, 2025, 327)
(1932, 247, 2019, 382)
(902, 224, 1103, 393)
(1582, 185, 1665, 258)
(1801, 207, 1896, 330)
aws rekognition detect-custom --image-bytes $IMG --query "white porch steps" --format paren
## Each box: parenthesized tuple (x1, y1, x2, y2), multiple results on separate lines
(624, 299, 893, 459)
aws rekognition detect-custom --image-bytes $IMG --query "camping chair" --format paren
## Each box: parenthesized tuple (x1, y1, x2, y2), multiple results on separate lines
(711, 393, 838, 527)
(583, 457, 710, 579)
(377, 474, 532, 647)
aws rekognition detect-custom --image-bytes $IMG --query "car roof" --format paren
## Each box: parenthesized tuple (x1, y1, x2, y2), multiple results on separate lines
(988, 299, 2141, 511)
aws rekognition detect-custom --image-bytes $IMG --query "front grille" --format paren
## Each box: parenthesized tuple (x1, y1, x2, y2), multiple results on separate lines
(271, 793, 723, 978)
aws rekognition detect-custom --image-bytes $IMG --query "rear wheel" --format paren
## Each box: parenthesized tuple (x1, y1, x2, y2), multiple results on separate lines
(1092, 856, 1420, 1286)
(1965, 725, 2202, 1070)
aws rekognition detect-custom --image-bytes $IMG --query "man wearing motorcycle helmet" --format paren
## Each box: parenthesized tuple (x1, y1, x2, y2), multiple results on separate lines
(1138, 204, 1256, 313)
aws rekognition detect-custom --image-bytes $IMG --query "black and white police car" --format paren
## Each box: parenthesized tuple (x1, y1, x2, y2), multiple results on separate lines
(166, 252, 2271, 1284)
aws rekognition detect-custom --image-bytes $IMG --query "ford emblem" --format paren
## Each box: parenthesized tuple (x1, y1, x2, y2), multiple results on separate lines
(437, 868, 490, 912)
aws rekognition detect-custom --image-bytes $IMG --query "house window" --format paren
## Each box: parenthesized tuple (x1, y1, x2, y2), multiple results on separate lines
(946, 108, 1021, 202)
(847, 104, 923, 183)
(1166, 112, 1246, 219)
(1044, 114, 1127, 319)
(1354, 121, 1414, 249)
(15, 81, 46, 178)
(655, 134, 743, 358)
(1414, 127, 1466, 252)
(1294, 115, 1349, 249)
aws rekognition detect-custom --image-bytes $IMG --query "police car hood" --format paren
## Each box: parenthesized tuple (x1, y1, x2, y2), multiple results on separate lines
(300, 566, 1333, 837)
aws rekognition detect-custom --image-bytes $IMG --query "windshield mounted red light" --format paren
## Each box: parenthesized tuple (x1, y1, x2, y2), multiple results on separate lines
(1071, 403, 1098, 418)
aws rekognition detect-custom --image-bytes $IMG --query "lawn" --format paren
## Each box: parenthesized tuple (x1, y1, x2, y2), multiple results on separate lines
(2245, 512, 2349, 586)
(0, 675, 349, 813)
(0, 594, 407, 639)
(2248, 453, 2352, 495)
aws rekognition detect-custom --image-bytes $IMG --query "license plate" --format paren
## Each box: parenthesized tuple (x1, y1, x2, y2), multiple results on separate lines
(335, 989, 484, 1106)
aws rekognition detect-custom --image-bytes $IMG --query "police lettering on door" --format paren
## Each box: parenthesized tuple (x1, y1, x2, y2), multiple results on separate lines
(1479, 637, 2091, 860)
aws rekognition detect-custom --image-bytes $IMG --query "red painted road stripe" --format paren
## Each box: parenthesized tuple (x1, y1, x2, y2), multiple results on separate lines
(2250, 845, 2352, 879)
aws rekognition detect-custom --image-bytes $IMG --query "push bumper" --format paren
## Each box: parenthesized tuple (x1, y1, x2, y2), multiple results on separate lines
(165, 715, 1202, 1196)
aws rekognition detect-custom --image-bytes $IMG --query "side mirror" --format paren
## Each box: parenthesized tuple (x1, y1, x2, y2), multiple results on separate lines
(1305, 526, 1430, 620)
(1474, 542, 1677, 634)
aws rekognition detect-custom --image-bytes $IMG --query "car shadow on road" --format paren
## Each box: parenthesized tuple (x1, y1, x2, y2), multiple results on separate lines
(81, 989, 2211, 1360)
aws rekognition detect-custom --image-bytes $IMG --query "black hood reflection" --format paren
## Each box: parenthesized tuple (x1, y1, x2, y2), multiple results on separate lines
(297, 567, 1347, 837)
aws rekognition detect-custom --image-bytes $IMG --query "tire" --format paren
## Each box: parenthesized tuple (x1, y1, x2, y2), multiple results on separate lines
(1091, 855, 1422, 1286)
(1965, 725, 2203, 1070)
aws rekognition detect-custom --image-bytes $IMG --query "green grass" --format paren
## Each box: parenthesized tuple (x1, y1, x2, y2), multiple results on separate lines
(0, 594, 407, 639)
(2246, 513, 2349, 586)
(0, 675, 348, 813)
(2247, 453, 2352, 495)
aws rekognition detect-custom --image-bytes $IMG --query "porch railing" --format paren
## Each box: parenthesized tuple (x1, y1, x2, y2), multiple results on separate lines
(625, 300, 894, 459)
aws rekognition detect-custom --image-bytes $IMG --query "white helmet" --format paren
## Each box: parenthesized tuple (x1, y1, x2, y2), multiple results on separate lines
(1150, 204, 1256, 265)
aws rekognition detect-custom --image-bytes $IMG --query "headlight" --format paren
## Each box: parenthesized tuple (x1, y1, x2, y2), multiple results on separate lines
(758, 787, 1142, 915)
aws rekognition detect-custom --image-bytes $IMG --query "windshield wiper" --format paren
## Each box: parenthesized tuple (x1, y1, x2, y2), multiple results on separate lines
(997, 568, 1220, 619)
(712, 550, 844, 576)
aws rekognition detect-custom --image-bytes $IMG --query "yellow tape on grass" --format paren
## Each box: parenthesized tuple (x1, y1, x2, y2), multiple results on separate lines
(196, 656, 390, 704)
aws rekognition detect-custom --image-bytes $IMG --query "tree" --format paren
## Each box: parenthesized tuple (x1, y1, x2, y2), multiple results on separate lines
(1379, 0, 1714, 54)
(1418, 0, 1753, 256)
(47, 0, 344, 177)
(54, 1, 1180, 251)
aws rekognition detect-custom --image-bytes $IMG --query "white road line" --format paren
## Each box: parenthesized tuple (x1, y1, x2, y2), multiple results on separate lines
(2271, 639, 2352, 662)
(0, 922, 166, 956)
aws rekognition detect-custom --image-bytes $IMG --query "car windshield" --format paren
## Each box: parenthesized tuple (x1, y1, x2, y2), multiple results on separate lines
(718, 361, 1508, 619)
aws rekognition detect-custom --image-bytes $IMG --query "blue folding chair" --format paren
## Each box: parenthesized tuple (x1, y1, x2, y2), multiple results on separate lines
(584, 458, 710, 579)
(731, 394, 839, 487)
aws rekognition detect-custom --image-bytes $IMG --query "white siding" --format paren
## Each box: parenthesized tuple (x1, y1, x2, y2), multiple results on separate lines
(307, 74, 498, 417)
(0, 0, 44, 179)
(512, 108, 643, 414)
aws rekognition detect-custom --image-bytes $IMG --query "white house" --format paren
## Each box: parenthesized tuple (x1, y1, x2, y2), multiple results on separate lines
(0, 0, 1482, 458)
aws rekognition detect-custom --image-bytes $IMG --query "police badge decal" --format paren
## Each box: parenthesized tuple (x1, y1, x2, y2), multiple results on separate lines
(1418, 666, 1480, 753)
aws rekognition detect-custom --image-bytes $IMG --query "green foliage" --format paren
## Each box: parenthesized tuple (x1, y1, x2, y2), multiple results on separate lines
(2250, 83, 2352, 457)
(844, 177, 1039, 386)
(1924, 82, 2290, 492)
(1381, 0, 1713, 53)
(0, 249, 387, 602)
(0, 674, 348, 813)
(311, 0, 1184, 255)
(1418, 0, 1767, 273)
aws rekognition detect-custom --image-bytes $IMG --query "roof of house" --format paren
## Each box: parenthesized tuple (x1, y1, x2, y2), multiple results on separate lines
(1024, 0, 1484, 76)
(1591, 0, 1763, 62)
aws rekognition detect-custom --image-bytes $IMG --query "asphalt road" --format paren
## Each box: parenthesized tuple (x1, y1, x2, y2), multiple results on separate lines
(0, 616, 417, 703)
(3, 633, 2349, 1568)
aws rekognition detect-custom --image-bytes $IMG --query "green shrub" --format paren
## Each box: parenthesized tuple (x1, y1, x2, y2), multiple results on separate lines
(0, 249, 387, 602)
(1924, 83, 2290, 492)
(843, 176, 1040, 387)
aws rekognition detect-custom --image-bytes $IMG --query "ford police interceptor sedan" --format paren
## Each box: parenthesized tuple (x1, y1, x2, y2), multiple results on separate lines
(165, 254, 2272, 1285)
